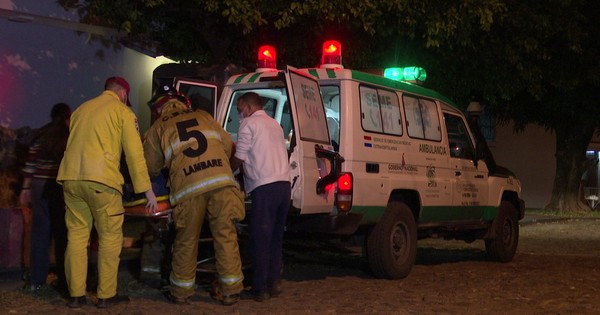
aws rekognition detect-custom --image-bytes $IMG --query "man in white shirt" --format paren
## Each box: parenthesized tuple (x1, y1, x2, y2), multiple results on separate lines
(230, 92, 291, 302)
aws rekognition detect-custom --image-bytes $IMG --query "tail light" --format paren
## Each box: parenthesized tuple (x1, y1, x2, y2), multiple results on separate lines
(336, 172, 353, 213)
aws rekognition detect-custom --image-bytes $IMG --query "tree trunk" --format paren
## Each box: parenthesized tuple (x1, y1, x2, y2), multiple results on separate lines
(545, 125, 595, 212)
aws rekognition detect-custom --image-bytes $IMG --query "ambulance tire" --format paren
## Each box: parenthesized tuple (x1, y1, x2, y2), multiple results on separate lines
(366, 201, 417, 279)
(485, 201, 519, 262)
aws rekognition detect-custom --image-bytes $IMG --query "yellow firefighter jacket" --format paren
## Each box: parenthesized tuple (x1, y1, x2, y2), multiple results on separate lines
(57, 90, 151, 194)
(143, 100, 238, 205)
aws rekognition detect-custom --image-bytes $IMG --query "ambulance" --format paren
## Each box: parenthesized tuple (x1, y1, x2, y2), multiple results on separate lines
(175, 40, 525, 279)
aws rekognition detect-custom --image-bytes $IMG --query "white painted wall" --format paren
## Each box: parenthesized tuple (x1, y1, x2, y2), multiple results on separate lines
(0, 0, 173, 132)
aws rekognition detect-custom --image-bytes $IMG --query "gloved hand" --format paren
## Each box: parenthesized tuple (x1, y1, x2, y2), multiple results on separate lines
(144, 189, 158, 213)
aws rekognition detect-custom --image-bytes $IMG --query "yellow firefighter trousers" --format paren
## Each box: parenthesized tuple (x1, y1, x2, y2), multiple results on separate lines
(170, 186, 245, 299)
(63, 180, 124, 299)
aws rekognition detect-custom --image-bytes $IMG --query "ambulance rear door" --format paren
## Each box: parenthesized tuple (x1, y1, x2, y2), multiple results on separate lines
(284, 66, 338, 215)
(174, 78, 218, 117)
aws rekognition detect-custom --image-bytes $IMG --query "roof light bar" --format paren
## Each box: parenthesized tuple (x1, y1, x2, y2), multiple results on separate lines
(384, 67, 427, 83)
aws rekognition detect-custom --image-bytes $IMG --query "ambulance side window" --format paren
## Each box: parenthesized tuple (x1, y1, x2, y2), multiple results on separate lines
(360, 86, 402, 135)
(321, 85, 341, 149)
(379, 89, 402, 136)
(444, 113, 474, 159)
(224, 94, 242, 142)
(263, 98, 277, 118)
(403, 95, 441, 141)
(280, 101, 292, 137)
(360, 86, 382, 132)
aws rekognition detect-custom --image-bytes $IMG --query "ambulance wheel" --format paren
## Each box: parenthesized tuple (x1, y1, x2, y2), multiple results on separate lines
(366, 201, 417, 279)
(485, 201, 519, 262)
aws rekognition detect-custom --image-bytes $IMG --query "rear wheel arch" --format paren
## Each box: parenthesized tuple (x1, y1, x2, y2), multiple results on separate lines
(388, 189, 421, 223)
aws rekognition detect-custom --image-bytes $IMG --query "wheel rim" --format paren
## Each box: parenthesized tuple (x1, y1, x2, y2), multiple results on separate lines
(390, 222, 409, 261)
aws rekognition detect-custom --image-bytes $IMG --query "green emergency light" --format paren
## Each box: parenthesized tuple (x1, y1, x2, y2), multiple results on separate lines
(384, 67, 427, 83)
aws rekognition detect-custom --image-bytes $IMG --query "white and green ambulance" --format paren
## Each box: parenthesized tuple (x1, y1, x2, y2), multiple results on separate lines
(177, 40, 525, 279)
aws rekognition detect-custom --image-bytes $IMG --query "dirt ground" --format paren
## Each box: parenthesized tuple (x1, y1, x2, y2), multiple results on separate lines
(1, 217, 600, 315)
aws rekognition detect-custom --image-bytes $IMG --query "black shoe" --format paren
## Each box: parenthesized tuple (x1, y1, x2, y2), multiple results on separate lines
(96, 295, 130, 308)
(268, 281, 282, 297)
(67, 296, 86, 309)
(164, 291, 190, 305)
(210, 285, 240, 306)
(242, 289, 270, 302)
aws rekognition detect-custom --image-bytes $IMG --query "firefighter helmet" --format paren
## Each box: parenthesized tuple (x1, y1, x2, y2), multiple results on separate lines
(148, 85, 190, 112)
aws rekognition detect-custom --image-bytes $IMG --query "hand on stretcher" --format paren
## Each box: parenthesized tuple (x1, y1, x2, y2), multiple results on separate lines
(123, 195, 172, 217)
(145, 189, 158, 212)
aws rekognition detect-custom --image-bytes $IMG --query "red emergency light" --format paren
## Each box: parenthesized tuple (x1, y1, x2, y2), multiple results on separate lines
(257, 45, 277, 71)
(320, 40, 343, 69)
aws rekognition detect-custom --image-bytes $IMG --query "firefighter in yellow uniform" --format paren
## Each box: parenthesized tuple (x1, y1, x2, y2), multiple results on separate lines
(143, 85, 245, 305)
(57, 77, 157, 309)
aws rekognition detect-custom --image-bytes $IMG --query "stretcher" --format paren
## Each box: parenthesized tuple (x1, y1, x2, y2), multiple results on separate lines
(123, 195, 172, 217)
(122, 194, 246, 287)
(123, 195, 173, 287)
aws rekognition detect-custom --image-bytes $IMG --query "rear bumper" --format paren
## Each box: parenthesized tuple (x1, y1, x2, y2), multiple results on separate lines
(286, 212, 363, 236)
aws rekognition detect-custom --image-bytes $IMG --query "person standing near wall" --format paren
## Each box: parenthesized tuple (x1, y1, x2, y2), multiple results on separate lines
(57, 77, 157, 309)
(20, 103, 71, 294)
(143, 85, 245, 306)
(230, 92, 291, 302)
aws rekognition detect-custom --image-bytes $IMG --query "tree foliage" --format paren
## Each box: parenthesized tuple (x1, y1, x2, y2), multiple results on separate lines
(58, 0, 600, 211)
(56, 0, 506, 65)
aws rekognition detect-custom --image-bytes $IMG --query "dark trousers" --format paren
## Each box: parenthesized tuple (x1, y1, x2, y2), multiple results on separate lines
(249, 181, 291, 292)
(29, 178, 67, 286)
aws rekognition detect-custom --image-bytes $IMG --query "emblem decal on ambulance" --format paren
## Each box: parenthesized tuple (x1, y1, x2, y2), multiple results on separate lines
(363, 135, 372, 148)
